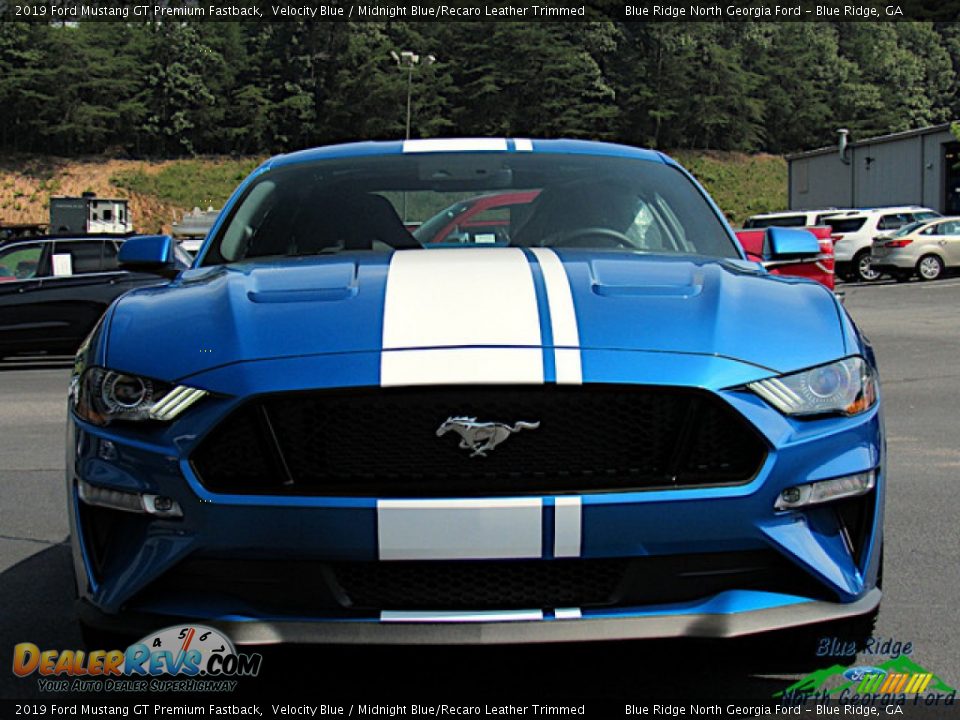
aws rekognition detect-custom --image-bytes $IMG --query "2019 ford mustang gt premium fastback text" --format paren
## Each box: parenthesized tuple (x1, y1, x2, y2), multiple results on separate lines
(68, 139, 884, 648)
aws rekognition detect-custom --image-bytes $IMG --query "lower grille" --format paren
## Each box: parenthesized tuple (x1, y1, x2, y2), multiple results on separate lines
(333, 558, 627, 610)
(131, 551, 835, 615)
(191, 385, 767, 496)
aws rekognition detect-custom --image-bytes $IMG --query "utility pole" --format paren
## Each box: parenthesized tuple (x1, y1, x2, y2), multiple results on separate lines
(390, 51, 436, 221)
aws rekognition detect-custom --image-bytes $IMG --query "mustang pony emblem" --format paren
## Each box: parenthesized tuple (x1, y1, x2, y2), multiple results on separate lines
(436, 417, 540, 457)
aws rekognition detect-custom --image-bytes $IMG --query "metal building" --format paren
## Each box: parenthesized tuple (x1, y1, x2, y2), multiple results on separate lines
(787, 124, 960, 214)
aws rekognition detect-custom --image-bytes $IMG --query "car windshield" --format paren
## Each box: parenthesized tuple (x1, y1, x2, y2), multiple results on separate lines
(203, 152, 740, 264)
(892, 221, 924, 238)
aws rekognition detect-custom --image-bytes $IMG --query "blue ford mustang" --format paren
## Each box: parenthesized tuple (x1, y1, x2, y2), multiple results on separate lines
(67, 139, 883, 646)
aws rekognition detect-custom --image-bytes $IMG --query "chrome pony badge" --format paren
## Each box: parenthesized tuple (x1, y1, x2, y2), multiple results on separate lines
(436, 417, 540, 458)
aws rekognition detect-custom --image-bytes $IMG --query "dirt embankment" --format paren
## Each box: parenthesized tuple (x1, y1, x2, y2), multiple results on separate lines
(1, 157, 217, 234)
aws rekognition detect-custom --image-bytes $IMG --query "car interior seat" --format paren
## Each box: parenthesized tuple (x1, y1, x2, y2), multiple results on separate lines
(512, 181, 639, 246)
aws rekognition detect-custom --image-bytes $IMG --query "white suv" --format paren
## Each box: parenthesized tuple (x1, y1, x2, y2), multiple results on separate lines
(824, 206, 941, 282)
(743, 208, 851, 229)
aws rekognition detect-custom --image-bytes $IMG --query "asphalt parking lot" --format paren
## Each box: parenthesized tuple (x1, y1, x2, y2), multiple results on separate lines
(1, 278, 958, 701)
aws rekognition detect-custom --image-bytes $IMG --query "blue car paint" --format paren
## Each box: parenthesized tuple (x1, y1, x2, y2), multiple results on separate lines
(68, 139, 884, 633)
(103, 251, 846, 385)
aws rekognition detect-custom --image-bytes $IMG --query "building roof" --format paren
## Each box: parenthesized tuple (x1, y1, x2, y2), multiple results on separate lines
(785, 122, 956, 161)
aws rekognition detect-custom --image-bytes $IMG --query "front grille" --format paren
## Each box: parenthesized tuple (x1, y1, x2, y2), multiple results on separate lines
(333, 558, 628, 610)
(191, 385, 767, 496)
(131, 551, 835, 615)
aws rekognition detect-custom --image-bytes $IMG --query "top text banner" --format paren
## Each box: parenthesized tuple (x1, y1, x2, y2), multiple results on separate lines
(2, 0, 958, 21)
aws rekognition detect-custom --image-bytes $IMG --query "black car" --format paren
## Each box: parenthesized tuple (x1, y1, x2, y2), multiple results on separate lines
(0, 235, 187, 359)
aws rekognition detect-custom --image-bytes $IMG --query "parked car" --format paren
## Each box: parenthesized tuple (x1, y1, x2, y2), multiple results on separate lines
(0, 235, 188, 359)
(823, 206, 940, 282)
(69, 139, 882, 653)
(413, 190, 540, 245)
(870, 216, 960, 281)
(736, 226, 836, 291)
(743, 209, 850, 229)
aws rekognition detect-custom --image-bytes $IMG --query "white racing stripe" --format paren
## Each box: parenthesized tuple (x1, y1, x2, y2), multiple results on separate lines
(403, 138, 508, 153)
(378, 498, 543, 560)
(554, 496, 582, 558)
(514, 138, 533, 152)
(381, 348, 543, 387)
(554, 608, 582, 620)
(529, 248, 582, 384)
(381, 248, 543, 385)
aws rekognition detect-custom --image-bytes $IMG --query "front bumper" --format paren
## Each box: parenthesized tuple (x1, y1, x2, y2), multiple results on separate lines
(78, 589, 882, 645)
(870, 247, 922, 271)
(67, 354, 885, 643)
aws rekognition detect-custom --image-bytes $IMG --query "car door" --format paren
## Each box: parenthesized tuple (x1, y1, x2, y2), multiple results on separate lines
(0, 241, 53, 356)
(32, 240, 137, 352)
(935, 220, 960, 266)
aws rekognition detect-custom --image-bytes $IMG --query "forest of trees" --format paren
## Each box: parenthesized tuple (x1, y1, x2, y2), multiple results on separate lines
(1, 21, 959, 158)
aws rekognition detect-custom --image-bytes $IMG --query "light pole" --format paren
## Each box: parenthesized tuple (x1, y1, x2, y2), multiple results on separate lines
(391, 50, 435, 222)
(390, 50, 436, 140)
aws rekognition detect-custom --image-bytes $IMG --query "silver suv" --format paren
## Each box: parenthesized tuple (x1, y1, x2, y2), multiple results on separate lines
(824, 206, 940, 282)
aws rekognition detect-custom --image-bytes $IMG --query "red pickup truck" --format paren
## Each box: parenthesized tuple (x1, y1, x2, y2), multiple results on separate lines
(735, 226, 836, 291)
(413, 192, 837, 291)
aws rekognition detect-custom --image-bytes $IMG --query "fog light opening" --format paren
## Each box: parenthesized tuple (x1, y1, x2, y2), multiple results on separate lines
(143, 494, 184, 519)
(775, 471, 876, 511)
(78, 480, 183, 519)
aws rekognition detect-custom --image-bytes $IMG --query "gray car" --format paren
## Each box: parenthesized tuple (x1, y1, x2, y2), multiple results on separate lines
(870, 217, 960, 281)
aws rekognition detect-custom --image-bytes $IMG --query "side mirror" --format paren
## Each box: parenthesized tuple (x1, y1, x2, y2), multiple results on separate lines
(118, 235, 178, 278)
(763, 227, 820, 262)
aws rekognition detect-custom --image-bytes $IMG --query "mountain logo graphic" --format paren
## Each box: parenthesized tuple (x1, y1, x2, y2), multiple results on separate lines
(775, 656, 956, 699)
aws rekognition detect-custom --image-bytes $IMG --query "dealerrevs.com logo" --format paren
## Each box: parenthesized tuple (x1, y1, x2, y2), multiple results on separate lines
(12, 625, 262, 693)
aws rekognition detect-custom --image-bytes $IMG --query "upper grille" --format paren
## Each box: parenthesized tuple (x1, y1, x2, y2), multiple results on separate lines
(190, 385, 767, 496)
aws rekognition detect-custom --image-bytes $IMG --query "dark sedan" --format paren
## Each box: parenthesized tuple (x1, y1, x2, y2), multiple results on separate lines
(0, 235, 185, 359)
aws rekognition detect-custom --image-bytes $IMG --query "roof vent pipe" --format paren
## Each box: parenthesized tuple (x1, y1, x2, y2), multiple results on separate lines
(838, 128, 850, 165)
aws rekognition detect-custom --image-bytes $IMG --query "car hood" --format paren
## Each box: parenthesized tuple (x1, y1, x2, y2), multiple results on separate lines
(106, 248, 849, 384)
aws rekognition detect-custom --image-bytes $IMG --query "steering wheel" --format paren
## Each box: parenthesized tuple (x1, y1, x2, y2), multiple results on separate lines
(540, 226, 632, 249)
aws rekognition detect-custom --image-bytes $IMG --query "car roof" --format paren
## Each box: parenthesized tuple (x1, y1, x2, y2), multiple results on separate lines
(747, 208, 849, 219)
(266, 138, 669, 171)
(0, 234, 130, 249)
(828, 206, 936, 218)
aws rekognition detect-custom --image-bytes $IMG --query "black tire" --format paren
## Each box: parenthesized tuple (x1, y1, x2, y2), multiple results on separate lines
(916, 254, 944, 281)
(853, 250, 882, 282)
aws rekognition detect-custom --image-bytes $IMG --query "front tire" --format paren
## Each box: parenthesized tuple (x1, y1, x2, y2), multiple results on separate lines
(854, 250, 882, 282)
(917, 254, 944, 281)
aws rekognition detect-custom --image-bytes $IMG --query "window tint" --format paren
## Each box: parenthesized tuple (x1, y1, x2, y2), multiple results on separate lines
(209, 154, 741, 263)
(877, 213, 910, 231)
(745, 215, 806, 229)
(0, 243, 43, 280)
(826, 217, 867, 233)
(892, 221, 924, 238)
(52, 241, 104, 275)
(102, 241, 120, 270)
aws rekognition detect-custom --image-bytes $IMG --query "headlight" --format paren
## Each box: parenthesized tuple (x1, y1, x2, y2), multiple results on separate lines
(72, 366, 207, 426)
(748, 356, 877, 417)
